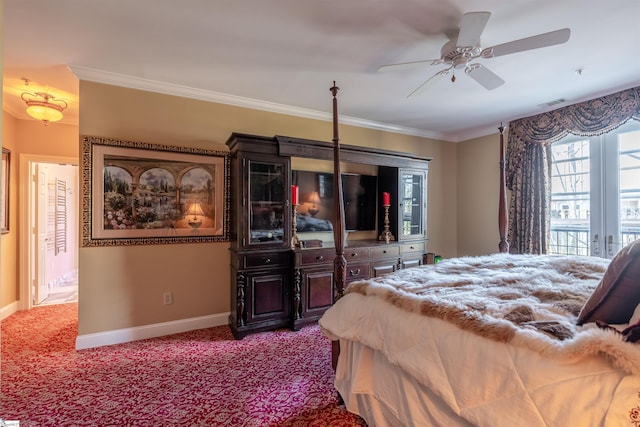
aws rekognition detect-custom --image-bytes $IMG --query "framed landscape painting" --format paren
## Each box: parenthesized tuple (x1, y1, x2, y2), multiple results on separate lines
(82, 136, 229, 246)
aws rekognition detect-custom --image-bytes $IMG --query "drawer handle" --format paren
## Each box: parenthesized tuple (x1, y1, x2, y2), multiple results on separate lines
(349, 268, 361, 276)
(316, 255, 324, 261)
(264, 258, 271, 264)
(383, 250, 387, 254)
(410, 246, 415, 250)
(351, 253, 358, 257)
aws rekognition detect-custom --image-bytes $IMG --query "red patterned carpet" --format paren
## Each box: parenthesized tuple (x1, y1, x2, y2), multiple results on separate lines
(1, 303, 367, 426)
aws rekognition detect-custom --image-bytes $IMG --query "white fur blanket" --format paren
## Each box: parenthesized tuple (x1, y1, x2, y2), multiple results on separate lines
(345, 253, 640, 374)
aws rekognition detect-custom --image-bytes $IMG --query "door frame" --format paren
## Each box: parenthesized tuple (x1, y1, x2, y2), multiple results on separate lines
(19, 154, 78, 310)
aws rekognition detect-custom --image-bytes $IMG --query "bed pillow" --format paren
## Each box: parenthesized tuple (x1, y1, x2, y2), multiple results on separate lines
(577, 238, 640, 325)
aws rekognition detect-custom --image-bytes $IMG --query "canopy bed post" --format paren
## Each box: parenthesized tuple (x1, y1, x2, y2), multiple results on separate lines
(330, 81, 347, 300)
(498, 123, 509, 253)
(330, 81, 347, 371)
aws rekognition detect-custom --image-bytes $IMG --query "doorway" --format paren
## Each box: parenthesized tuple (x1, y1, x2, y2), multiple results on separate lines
(19, 155, 79, 310)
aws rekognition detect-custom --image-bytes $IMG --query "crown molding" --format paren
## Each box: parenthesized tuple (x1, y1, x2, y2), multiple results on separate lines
(69, 65, 453, 142)
(2, 102, 25, 119)
(454, 124, 504, 142)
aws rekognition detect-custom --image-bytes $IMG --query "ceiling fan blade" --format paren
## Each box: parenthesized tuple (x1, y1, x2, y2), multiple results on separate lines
(482, 28, 570, 58)
(377, 58, 442, 72)
(456, 11, 491, 47)
(466, 64, 504, 90)
(407, 68, 450, 98)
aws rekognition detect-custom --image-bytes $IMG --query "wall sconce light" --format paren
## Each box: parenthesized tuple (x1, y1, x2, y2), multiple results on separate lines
(186, 201, 205, 228)
(21, 91, 68, 124)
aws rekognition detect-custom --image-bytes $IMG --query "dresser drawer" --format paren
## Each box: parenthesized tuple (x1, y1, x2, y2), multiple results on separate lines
(401, 241, 426, 254)
(346, 262, 370, 282)
(299, 249, 335, 266)
(371, 260, 398, 278)
(344, 248, 369, 262)
(370, 245, 400, 259)
(401, 257, 422, 269)
(242, 252, 290, 269)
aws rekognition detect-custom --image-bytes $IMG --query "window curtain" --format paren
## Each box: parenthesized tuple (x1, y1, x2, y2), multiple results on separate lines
(505, 86, 640, 254)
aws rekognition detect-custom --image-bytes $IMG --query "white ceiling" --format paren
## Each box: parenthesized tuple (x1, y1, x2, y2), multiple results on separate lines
(3, 0, 640, 142)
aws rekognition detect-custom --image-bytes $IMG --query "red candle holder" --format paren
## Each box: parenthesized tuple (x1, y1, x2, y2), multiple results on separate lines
(291, 203, 301, 248)
(382, 191, 391, 207)
(378, 204, 395, 244)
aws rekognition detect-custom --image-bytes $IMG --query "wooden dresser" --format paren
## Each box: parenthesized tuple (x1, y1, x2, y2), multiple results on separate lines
(226, 132, 430, 339)
(291, 240, 427, 330)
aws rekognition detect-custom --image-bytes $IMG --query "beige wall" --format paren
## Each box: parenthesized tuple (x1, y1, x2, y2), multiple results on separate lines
(1, 113, 17, 308)
(456, 132, 502, 256)
(2, 78, 504, 338)
(77, 81, 460, 335)
(0, 0, 5, 311)
(12, 118, 79, 158)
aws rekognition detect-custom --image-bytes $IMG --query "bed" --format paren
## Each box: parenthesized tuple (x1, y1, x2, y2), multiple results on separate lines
(319, 83, 640, 426)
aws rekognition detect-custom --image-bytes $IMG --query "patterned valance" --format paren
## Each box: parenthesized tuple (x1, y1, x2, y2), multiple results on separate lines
(506, 86, 640, 189)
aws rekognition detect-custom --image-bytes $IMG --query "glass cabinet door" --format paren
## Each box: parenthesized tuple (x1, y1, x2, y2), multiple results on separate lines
(247, 160, 286, 245)
(399, 170, 426, 239)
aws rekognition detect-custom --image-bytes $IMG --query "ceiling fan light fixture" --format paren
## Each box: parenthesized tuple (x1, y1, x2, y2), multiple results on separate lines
(453, 55, 468, 69)
(21, 91, 67, 124)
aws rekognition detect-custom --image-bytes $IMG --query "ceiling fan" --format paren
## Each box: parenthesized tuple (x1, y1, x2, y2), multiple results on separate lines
(378, 11, 570, 97)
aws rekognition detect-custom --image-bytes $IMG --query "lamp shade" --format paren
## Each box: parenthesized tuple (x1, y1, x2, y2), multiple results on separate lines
(307, 191, 321, 216)
(21, 92, 67, 124)
(308, 191, 321, 205)
(186, 201, 205, 229)
(186, 202, 205, 217)
(26, 103, 64, 123)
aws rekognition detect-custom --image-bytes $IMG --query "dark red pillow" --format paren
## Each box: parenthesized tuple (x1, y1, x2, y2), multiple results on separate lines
(577, 238, 640, 325)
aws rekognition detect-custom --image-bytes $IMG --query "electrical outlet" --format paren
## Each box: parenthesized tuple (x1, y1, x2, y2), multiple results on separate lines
(163, 292, 173, 305)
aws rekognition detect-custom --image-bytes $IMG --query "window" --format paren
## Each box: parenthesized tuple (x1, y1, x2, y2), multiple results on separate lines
(550, 121, 640, 258)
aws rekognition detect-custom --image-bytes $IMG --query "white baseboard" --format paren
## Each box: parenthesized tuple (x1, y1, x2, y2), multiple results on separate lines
(0, 301, 19, 321)
(75, 312, 230, 350)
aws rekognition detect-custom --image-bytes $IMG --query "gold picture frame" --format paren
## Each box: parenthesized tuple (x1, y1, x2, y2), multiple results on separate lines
(82, 136, 230, 246)
(1, 148, 10, 234)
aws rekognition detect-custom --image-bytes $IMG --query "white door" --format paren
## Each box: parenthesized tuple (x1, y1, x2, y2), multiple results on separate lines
(550, 121, 640, 258)
(34, 163, 49, 304)
(601, 124, 640, 256)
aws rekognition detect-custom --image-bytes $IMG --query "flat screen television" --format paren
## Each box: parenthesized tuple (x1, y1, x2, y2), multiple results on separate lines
(292, 170, 377, 232)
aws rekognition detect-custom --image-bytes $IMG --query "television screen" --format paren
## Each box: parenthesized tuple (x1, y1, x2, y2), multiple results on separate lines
(292, 171, 377, 232)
